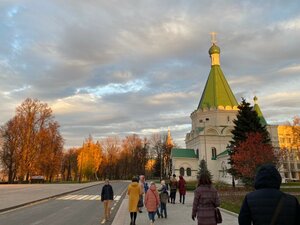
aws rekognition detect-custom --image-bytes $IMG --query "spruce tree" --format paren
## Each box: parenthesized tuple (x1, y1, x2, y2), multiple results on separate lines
(228, 98, 271, 184)
(197, 159, 212, 180)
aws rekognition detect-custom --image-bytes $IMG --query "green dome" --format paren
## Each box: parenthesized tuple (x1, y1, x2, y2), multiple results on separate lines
(209, 43, 220, 55)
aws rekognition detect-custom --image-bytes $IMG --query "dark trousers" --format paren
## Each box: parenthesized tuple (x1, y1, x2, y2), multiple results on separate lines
(179, 194, 185, 204)
(170, 190, 176, 203)
(160, 203, 167, 218)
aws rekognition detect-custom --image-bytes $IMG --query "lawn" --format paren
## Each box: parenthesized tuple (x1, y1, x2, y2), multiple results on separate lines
(185, 180, 300, 213)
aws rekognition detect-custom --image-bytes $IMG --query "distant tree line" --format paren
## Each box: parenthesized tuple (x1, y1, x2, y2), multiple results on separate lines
(0, 98, 175, 183)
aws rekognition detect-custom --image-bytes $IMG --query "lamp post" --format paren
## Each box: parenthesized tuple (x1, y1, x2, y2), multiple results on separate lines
(200, 118, 209, 162)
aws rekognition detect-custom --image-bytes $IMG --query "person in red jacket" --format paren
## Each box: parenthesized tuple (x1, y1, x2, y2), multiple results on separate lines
(178, 175, 186, 204)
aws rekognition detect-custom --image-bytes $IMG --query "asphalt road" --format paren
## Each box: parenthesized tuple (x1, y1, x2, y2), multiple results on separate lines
(0, 181, 129, 225)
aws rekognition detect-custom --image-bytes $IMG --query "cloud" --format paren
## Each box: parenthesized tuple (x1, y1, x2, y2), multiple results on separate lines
(0, 0, 299, 148)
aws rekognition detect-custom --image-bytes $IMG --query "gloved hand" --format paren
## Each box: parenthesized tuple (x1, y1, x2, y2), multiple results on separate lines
(192, 215, 195, 221)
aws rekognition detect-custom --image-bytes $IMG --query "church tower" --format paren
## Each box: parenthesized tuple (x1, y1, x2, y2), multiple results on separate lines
(185, 34, 239, 181)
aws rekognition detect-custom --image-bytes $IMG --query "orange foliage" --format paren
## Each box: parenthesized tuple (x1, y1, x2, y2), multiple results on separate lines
(232, 132, 277, 180)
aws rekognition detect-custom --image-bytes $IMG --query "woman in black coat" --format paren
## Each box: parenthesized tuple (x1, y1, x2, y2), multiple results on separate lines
(101, 179, 114, 222)
(238, 164, 300, 225)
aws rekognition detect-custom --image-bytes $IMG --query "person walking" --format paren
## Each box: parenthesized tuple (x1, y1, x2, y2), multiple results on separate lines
(128, 177, 142, 225)
(138, 175, 146, 213)
(192, 173, 220, 225)
(178, 175, 186, 204)
(145, 182, 160, 225)
(239, 164, 300, 225)
(101, 179, 114, 222)
(158, 180, 168, 218)
(169, 174, 178, 204)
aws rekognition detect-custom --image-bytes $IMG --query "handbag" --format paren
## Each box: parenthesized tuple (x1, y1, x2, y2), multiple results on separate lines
(137, 195, 143, 207)
(215, 207, 222, 224)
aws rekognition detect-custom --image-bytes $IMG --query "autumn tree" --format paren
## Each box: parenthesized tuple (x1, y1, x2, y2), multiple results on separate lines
(100, 136, 120, 180)
(117, 134, 149, 179)
(0, 118, 21, 183)
(231, 132, 277, 185)
(77, 136, 103, 181)
(228, 98, 271, 186)
(61, 148, 79, 181)
(0, 98, 64, 183)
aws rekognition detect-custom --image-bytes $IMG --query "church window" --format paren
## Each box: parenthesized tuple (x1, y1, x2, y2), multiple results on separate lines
(179, 167, 185, 176)
(211, 147, 217, 160)
(186, 168, 191, 176)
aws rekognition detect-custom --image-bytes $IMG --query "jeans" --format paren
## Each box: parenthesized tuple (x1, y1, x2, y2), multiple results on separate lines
(148, 211, 156, 222)
(160, 203, 167, 218)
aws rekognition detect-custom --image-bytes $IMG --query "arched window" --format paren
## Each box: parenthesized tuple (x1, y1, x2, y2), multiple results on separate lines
(179, 167, 185, 176)
(186, 168, 191, 176)
(212, 147, 217, 160)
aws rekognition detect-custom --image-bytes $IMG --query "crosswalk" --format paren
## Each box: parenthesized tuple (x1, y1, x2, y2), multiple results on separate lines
(57, 194, 121, 201)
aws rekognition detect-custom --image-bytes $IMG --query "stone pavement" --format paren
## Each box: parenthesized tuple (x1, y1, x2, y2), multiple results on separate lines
(0, 181, 103, 212)
(112, 191, 238, 225)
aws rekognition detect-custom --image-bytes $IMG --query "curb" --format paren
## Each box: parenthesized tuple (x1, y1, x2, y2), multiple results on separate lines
(0, 182, 103, 213)
(219, 207, 239, 217)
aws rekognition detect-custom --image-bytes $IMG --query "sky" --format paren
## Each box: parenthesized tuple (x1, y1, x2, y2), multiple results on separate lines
(0, 0, 300, 148)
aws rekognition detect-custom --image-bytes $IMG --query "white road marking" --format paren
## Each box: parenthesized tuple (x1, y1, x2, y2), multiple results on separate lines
(57, 194, 121, 201)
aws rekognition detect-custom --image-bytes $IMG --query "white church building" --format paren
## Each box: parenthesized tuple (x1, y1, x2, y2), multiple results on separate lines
(171, 38, 279, 183)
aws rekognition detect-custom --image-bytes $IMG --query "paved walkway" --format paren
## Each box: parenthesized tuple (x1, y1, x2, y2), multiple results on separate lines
(0, 182, 103, 212)
(112, 191, 238, 225)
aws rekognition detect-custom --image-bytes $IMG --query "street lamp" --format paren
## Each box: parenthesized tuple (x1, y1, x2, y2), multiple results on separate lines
(199, 118, 209, 162)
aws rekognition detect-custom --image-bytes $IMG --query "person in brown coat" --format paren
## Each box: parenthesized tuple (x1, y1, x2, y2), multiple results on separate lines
(178, 175, 186, 204)
(192, 173, 220, 225)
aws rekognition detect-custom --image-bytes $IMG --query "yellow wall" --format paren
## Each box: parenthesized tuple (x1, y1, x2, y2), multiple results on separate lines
(277, 125, 300, 151)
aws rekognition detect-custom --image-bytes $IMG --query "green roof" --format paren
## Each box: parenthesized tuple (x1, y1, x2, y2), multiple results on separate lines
(198, 65, 238, 109)
(171, 148, 198, 159)
(254, 102, 267, 126)
(216, 149, 230, 158)
(209, 43, 220, 55)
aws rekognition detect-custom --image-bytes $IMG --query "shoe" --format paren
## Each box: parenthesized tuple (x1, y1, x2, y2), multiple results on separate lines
(139, 210, 142, 213)
(161, 215, 164, 218)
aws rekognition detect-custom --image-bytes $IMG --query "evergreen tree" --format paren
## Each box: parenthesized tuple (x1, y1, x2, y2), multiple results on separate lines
(228, 98, 272, 185)
(197, 159, 212, 180)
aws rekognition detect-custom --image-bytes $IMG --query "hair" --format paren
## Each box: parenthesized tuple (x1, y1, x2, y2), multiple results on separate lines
(132, 177, 139, 182)
(198, 173, 212, 186)
(172, 174, 176, 177)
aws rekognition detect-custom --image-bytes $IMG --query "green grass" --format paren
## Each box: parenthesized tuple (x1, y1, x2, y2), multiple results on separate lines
(281, 182, 300, 186)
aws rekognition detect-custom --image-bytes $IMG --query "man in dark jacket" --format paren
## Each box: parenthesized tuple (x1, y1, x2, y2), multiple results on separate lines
(239, 164, 300, 225)
(101, 179, 114, 222)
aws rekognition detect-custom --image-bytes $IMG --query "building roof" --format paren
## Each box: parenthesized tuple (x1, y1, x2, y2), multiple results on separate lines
(216, 149, 230, 158)
(253, 96, 267, 126)
(171, 148, 198, 159)
(198, 44, 238, 110)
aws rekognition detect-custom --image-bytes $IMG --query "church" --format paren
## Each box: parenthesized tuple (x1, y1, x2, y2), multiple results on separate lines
(170, 36, 300, 183)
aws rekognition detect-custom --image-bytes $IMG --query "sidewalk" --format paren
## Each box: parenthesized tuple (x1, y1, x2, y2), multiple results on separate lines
(0, 182, 103, 212)
(112, 191, 238, 225)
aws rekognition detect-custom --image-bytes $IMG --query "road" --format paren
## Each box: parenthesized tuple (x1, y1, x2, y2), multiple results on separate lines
(0, 181, 129, 225)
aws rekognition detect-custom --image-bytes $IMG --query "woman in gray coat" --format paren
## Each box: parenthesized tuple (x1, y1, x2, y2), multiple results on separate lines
(192, 173, 220, 225)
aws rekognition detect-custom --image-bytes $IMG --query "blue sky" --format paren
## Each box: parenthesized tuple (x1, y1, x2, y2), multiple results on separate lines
(0, 0, 300, 148)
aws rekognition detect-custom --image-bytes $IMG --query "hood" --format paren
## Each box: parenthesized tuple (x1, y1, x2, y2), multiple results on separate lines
(130, 182, 139, 188)
(254, 164, 282, 190)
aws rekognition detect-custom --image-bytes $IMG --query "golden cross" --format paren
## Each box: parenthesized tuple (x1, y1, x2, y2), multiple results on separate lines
(210, 32, 217, 44)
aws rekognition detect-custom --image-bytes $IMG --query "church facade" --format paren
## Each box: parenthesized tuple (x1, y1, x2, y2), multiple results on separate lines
(171, 39, 300, 183)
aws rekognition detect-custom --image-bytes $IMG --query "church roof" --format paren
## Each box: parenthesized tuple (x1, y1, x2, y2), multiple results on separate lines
(171, 148, 198, 159)
(253, 96, 267, 126)
(198, 44, 238, 110)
